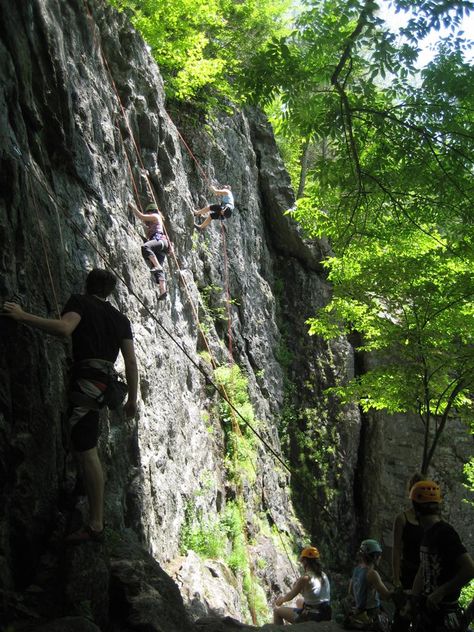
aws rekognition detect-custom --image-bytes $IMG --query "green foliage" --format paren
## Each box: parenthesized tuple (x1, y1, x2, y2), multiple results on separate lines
(245, 0, 474, 472)
(108, 0, 291, 105)
(198, 350, 213, 366)
(460, 579, 474, 609)
(280, 397, 341, 507)
(275, 339, 294, 369)
(222, 501, 269, 623)
(180, 499, 227, 558)
(214, 364, 258, 483)
(200, 284, 228, 324)
(222, 500, 247, 572)
(180, 497, 270, 623)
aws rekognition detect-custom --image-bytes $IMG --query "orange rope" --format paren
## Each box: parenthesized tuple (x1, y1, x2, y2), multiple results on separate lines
(165, 111, 212, 187)
(82, 0, 220, 368)
(220, 221, 233, 364)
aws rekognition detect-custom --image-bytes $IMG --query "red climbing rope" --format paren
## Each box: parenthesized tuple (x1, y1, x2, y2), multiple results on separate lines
(220, 221, 233, 364)
(165, 112, 212, 188)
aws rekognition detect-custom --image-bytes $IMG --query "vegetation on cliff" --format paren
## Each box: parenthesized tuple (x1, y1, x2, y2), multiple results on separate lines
(108, 0, 291, 104)
(249, 0, 474, 473)
(108, 0, 473, 474)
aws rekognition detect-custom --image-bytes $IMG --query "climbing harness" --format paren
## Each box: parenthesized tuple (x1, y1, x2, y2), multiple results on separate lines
(10, 3, 337, 611)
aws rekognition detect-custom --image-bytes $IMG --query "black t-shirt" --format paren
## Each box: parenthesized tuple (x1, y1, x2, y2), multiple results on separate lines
(401, 514, 424, 585)
(62, 294, 133, 362)
(419, 520, 467, 603)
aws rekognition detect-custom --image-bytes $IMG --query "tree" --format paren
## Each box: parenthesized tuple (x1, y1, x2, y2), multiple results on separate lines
(109, 0, 291, 104)
(246, 0, 474, 471)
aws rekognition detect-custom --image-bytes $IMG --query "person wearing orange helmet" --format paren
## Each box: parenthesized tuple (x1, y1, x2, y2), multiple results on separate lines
(410, 480, 474, 632)
(391, 473, 424, 632)
(273, 545, 331, 624)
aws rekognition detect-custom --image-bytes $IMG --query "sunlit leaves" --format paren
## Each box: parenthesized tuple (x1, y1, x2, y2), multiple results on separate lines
(109, 0, 291, 104)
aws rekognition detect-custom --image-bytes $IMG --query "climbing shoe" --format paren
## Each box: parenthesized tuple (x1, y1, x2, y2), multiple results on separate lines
(158, 292, 168, 301)
(65, 524, 104, 544)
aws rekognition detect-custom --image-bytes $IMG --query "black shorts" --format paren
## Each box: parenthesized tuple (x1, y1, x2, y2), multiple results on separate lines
(295, 602, 332, 623)
(70, 409, 100, 452)
(210, 203, 233, 220)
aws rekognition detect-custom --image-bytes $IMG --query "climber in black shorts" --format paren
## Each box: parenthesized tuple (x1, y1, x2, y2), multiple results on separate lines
(194, 184, 234, 231)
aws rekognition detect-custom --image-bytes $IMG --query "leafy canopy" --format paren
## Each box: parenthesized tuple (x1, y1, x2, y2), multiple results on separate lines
(245, 0, 474, 472)
(109, 0, 291, 104)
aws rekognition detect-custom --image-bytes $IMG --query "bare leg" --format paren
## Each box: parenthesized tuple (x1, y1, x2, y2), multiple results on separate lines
(196, 215, 212, 230)
(194, 205, 210, 216)
(76, 447, 104, 532)
(273, 606, 297, 625)
(148, 253, 160, 269)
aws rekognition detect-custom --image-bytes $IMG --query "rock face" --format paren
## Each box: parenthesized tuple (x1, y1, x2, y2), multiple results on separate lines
(0, 0, 472, 631)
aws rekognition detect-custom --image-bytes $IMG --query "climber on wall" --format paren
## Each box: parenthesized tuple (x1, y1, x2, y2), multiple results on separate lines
(2, 269, 138, 543)
(129, 201, 171, 300)
(193, 184, 234, 231)
(273, 546, 332, 624)
(409, 480, 474, 632)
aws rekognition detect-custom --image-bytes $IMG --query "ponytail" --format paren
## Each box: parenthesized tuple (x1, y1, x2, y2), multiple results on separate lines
(306, 557, 325, 583)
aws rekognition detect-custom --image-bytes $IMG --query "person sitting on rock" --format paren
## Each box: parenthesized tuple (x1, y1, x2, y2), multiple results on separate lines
(129, 201, 170, 300)
(345, 539, 392, 628)
(273, 546, 332, 624)
(193, 184, 234, 231)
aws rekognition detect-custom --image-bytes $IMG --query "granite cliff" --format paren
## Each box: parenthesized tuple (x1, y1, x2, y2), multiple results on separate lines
(0, 1, 471, 631)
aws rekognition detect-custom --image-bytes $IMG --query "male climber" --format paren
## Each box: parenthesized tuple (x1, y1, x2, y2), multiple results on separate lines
(194, 184, 234, 231)
(410, 480, 474, 631)
(2, 269, 138, 543)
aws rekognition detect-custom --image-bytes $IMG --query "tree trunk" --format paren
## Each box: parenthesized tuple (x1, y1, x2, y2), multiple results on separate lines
(297, 139, 310, 199)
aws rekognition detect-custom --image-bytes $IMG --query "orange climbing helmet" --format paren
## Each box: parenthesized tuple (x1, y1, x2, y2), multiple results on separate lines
(409, 480, 442, 504)
(300, 546, 320, 560)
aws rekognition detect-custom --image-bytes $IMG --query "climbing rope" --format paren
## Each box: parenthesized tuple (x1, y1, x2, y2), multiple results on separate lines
(12, 2, 335, 598)
(83, 1, 339, 560)
(165, 111, 211, 187)
(220, 221, 234, 364)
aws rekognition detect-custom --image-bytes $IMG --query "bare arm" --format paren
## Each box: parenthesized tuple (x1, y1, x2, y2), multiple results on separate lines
(128, 202, 160, 224)
(392, 512, 405, 585)
(427, 553, 474, 611)
(121, 338, 138, 417)
(367, 569, 392, 600)
(211, 186, 229, 196)
(275, 577, 305, 606)
(2, 302, 80, 337)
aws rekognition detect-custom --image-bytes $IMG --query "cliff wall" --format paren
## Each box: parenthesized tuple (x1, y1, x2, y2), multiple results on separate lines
(0, 1, 471, 630)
